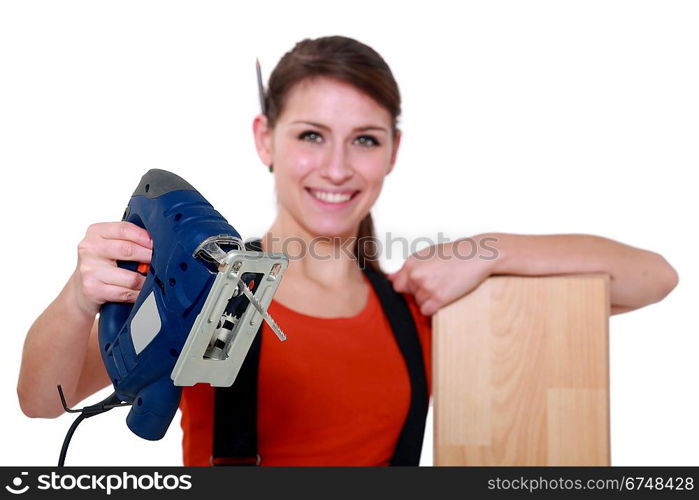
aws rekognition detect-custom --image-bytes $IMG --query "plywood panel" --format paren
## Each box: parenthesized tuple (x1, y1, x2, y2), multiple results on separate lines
(433, 274, 610, 465)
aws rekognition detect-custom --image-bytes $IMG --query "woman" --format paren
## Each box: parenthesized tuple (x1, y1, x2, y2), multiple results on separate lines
(17, 36, 678, 466)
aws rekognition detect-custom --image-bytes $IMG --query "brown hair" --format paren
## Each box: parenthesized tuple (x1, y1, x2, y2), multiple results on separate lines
(262, 36, 401, 274)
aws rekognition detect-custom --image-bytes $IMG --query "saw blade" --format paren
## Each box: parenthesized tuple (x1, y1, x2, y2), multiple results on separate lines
(239, 279, 286, 341)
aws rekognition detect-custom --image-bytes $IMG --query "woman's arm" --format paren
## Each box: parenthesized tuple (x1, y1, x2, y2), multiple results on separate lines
(17, 222, 152, 418)
(487, 233, 678, 315)
(389, 233, 678, 316)
(17, 273, 111, 418)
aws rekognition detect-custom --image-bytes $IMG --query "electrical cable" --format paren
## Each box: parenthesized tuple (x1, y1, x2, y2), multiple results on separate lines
(56, 385, 131, 466)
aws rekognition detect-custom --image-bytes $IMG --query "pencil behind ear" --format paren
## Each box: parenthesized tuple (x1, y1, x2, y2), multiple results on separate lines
(256, 58, 272, 173)
(256, 58, 267, 115)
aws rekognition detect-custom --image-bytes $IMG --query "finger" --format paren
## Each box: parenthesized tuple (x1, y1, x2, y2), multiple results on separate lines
(412, 286, 439, 316)
(419, 299, 438, 317)
(94, 221, 153, 248)
(414, 288, 430, 308)
(97, 284, 141, 304)
(97, 238, 153, 264)
(99, 267, 147, 291)
(387, 271, 401, 284)
(391, 270, 410, 293)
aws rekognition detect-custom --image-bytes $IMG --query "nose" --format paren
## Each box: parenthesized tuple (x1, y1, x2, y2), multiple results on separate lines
(320, 143, 353, 184)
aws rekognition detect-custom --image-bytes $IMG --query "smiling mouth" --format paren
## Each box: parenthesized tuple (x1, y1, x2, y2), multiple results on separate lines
(305, 188, 361, 204)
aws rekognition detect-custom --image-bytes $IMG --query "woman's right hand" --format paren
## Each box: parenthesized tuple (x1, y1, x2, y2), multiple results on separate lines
(73, 221, 153, 317)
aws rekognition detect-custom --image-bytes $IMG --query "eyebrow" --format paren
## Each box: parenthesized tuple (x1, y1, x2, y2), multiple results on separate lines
(290, 120, 389, 134)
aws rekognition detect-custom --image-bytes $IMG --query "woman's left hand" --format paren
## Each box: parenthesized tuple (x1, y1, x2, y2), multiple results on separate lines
(389, 232, 678, 317)
(387, 236, 500, 316)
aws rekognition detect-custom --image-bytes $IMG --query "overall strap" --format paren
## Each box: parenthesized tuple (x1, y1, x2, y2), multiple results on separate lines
(212, 241, 429, 466)
(363, 266, 429, 466)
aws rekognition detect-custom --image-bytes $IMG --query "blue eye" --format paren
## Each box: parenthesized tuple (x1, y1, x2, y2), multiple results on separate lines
(355, 135, 380, 147)
(299, 131, 323, 143)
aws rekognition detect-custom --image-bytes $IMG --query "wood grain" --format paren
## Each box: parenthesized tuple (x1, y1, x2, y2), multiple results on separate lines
(433, 274, 610, 465)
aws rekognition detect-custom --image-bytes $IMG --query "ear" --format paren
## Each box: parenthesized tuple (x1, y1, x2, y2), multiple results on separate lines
(386, 128, 402, 176)
(252, 114, 273, 168)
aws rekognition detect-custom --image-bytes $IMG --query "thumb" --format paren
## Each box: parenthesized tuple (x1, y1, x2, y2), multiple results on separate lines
(388, 269, 408, 293)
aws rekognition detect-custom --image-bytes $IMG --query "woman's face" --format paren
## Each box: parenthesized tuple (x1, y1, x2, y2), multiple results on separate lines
(254, 76, 401, 240)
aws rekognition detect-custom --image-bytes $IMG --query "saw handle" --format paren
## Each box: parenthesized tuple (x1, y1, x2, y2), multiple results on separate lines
(126, 376, 182, 441)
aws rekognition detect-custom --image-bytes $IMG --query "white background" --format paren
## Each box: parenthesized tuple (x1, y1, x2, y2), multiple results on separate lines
(0, 0, 697, 466)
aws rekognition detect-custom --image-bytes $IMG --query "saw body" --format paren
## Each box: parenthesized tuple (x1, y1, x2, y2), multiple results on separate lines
(98, 169, 287, 440)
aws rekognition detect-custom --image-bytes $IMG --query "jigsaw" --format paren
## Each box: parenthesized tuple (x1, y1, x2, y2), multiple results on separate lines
(90, 168, 288, 441)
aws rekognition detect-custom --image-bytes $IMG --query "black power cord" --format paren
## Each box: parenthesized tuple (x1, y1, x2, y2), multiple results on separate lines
(56, 385, 131, 467)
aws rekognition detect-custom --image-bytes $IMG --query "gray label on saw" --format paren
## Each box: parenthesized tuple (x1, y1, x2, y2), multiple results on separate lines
(131, 291, 162, 354)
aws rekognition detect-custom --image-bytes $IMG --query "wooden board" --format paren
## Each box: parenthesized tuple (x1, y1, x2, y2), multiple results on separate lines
(432, 274, 610, 465)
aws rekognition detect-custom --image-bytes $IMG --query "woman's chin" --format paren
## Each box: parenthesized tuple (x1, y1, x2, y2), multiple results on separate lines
(305, 221, 358, 240)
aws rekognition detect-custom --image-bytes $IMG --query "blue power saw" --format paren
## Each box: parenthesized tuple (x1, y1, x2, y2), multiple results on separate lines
(58, 169, 288, 455)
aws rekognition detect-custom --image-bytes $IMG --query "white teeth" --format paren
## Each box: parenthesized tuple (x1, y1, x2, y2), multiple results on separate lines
(310, 190, 354, 204)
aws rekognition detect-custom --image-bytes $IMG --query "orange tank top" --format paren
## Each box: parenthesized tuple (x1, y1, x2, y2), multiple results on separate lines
(179, 272, 432, 466)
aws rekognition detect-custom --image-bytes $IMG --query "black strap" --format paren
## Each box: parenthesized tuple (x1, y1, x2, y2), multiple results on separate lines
(212, 240, 429, 466)
(363, 266, 429, 465)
